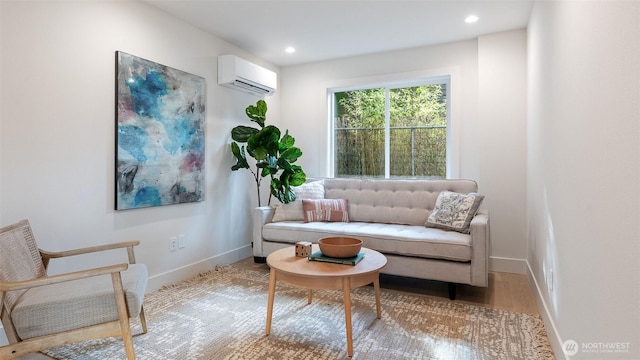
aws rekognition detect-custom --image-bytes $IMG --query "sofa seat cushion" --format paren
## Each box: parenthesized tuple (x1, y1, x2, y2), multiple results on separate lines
(262, 222, 471, 262)
(263, 221, 353, 244)
(11, 263, 147, 340)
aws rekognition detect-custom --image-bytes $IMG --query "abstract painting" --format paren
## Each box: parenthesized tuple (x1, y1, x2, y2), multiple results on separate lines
(115, 51, 205, 210)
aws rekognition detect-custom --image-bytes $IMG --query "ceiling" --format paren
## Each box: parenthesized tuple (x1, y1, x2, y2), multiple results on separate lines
(144, 0, 534, 67)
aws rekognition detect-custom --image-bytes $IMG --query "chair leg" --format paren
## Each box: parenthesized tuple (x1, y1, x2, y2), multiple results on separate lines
(139, 305, 148, 335)
(112, 272, 136, 360)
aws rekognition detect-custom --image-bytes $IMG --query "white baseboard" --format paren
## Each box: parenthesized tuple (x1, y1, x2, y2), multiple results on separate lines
(526, 261, 566, 360)
(489, 256, 527, 274)
(146, 245, 253, 293)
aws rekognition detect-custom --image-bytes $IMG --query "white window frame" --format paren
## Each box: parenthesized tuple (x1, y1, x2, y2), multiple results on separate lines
(327, 75, 453, 179)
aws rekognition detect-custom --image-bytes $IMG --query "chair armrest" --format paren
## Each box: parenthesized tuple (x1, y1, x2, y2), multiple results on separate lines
(40, 240, 140, 267)
(253, 206, 275, 258)
(0, 263, 129, 292)
(469, 209, 490, 287)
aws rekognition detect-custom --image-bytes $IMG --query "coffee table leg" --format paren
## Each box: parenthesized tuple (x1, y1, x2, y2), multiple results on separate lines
(342, 277, 353, 357)
(374, 275, 382, 319)
(266, 268, 276, 336)
(307, 289, 312, 304)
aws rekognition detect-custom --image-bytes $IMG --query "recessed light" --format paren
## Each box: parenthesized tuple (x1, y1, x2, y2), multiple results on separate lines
(465, 15, 479, 24)
(285, 46, 296, 54)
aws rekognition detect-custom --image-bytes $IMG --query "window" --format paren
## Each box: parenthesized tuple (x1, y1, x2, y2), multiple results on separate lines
(330, 77, 449, 179)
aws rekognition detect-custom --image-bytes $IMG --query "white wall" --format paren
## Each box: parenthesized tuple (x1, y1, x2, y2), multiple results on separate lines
(280, 40, 480, 180)
(0, 0, 3, 224)
(527, 1, 640, 358)
(0, 1, 274, 293)
(478, 30, 528, 272)
(280, 33, 529, 272)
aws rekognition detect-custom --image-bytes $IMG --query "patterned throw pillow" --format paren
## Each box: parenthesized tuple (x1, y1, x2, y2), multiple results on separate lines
(302, 199, 349, 223)
(425, 191, 484, 234)
(271, 180, 325, 222)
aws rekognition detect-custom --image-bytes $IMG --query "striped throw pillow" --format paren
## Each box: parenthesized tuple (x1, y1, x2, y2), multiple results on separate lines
(302, 199, 349, 223)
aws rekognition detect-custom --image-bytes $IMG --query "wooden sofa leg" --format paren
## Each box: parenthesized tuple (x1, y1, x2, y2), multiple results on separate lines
(254, 256, 266, 263)
(448, 283, 457, 300)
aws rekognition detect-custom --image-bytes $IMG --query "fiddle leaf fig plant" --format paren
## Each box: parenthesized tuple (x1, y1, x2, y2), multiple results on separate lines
(230, 99, 306, 206)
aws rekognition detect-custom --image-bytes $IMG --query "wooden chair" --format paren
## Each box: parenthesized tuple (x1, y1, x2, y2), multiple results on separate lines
(0, 219, 147, 359)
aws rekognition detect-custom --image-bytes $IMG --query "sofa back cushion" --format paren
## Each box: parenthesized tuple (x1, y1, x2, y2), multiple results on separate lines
(323, 178, 478, 226)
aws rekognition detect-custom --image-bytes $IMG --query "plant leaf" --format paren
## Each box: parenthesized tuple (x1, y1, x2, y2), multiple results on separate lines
(231, 126, 259, 142)
(289, 170, 307, 186)
(248, 126, 280, 152)
(280, 147, 302, 163)
(253, 146, 268, 161)
(245, 99, 267, 127)
(279, 131, 294, 151)
(230, 143, 249, 171)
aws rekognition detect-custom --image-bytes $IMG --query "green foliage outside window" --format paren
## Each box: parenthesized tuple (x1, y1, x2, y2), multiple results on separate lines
(335, 84, 447, 178)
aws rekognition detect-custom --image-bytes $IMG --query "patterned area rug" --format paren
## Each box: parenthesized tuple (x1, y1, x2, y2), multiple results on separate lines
(44, 265, 555, 359)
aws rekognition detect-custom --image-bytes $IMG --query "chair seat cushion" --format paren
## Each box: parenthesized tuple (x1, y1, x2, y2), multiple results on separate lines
(11, 264, 147, 340)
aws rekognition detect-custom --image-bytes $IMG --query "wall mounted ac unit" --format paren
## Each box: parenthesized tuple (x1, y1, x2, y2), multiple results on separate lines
(218, 55, 277, 96)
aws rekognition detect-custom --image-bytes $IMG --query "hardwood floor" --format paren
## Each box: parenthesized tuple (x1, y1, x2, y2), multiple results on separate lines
(16, 256, 539, 359)
(233, 256, 540, 315)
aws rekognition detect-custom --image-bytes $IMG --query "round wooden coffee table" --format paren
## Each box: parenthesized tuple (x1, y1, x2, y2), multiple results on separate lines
(265, 245, 387, 357)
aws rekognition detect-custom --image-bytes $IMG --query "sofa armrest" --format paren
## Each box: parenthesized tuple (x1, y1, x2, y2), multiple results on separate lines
(253, 206, 275, 257)
(469, 209, 490, 287)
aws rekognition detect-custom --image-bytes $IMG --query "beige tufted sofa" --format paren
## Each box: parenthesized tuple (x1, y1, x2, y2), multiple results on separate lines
(252, 178, 490, 299)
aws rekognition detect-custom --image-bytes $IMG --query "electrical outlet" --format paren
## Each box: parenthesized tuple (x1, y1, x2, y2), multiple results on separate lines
(169, 237, 178, 252)
(178, 234, 186, 249)
(548, 269, 554, 292)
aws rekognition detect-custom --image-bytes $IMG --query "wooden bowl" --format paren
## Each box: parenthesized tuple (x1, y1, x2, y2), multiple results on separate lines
(318, 237, 362, 258)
